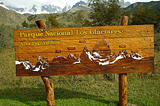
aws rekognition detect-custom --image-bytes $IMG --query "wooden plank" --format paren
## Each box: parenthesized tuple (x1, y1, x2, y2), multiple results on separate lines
(16, 56, 154, 76)
(14, 25, 154, 42)
(15, 49, 154, 65)
(14, 37, 154, 54)
(14, 24, 154, 76)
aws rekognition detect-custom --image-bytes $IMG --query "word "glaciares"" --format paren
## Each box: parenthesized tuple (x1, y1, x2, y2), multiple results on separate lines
(89, 29, 122, 35)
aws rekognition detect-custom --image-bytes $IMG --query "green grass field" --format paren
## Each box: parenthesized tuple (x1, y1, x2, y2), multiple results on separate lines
(0, 48, 160, 106)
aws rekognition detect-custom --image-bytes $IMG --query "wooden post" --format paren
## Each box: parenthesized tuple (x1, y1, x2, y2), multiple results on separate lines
(119, 16, 128, 106)
(41, 76, 55, 106)
(35, 19, 55, 106)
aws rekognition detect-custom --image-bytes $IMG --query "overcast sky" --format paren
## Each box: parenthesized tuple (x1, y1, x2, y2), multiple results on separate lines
(1, 0, 158, 8)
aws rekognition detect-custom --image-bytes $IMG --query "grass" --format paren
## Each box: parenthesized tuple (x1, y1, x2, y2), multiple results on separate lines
(0, 48, 160, 106)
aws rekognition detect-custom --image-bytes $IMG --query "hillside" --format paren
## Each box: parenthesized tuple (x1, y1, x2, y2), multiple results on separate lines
(69, 5, 91, 13)
(24, 10, 91, 27)
(0, 6, 28, 27)
(123, 1, 160, 13)
(1, 1, 159, 27)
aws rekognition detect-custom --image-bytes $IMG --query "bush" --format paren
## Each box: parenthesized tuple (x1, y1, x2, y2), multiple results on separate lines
(131, 7, 160, 31)
(154, 33, 160, 51)
(0, 24, 14, 51)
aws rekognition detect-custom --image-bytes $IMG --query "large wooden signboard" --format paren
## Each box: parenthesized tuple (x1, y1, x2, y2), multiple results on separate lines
(14, 25, 154, 76)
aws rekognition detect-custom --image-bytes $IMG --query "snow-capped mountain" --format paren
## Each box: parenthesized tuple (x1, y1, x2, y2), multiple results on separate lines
(69, 1, 90, 12)
(76, 44, 143, 66)
(16, 56, 49, 72)
(2, 0, 131, 14)
(62, 3, 71, 12)
(6, 2, 71, 14)
(41, 4, 62, 13)
(15, 39, 145, 74)
(72, 1, 88, 8)
(119, 0, 131, 7)
(0, 1, 10, 10)
(8, 4, 64, 14)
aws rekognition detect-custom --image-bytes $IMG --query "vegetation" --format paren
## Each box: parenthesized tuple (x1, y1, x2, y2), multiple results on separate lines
(21, 20, 29, 28)
(131, 6, 160, 32)
(0, 48, 160, 106)
(0, 6, 28, 27)
(46, 14, 59, 28)
(74, 11, 85, 27)
(123, 1, 160, 13)
(0, 0, 160, 105)
(0, 24, 14, 51)
(88, 0, 122, 26)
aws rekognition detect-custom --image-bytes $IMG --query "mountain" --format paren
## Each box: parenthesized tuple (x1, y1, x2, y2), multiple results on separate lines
(7, 6, 25, 13)
(0, 1, 10, 10)
(7, 1, 87, 14)
(41, 5, 62, 13)
(0, 1, 28, 26)
(68, 0, 131, 13)
(4, 0, 132, 14)
(78, 40, 143, 65)
(8, 4, 63, 14)
(72, 1, 88, 8)
(119, 0, 131, 8)
(15, 39, 144, 73)
(123, 1, 160, 13)
(15, 56, 49, 72)
(68, 1, 91, 12)
(62, 3, 72, 12)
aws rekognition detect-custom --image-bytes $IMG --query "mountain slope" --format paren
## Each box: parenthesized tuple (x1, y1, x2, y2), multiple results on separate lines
(123, 1, 160, 13)
(0, 1, 10, 10)
(0, 6, 28, 26)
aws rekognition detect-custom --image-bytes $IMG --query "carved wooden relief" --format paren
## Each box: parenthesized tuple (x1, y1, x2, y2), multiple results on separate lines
(14, 25, 154, 76)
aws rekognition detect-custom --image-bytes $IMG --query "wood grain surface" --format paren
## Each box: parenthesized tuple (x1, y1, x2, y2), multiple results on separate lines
(119, 16, 128, 106)
(14, 25, 154, 76)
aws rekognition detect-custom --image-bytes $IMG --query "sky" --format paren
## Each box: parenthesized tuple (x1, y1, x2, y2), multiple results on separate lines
(0, 0, 158, 8)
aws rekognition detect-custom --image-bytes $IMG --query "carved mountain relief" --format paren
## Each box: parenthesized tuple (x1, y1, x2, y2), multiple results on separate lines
(93, 39, 111, 57)
(16, 39, 154, 76)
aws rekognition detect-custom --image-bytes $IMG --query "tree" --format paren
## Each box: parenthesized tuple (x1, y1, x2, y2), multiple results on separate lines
(88, 0, 122, 26)
(46, 14, 59, 28)
(21, 20, 28, 28)
(82, 19, 92, 27)
(74, 11, 85, 27)
(131, 7, 159, 30)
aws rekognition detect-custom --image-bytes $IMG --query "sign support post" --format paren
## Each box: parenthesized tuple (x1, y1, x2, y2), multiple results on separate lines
(35, 20, 55, 106)
(119, 16, 129, 106)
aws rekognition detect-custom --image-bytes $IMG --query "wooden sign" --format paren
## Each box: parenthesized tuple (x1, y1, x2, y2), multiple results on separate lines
(14, 25, 154, 76)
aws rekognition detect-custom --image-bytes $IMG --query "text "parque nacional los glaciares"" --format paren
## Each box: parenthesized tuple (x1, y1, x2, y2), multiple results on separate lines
(19, 29, 123, 38)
